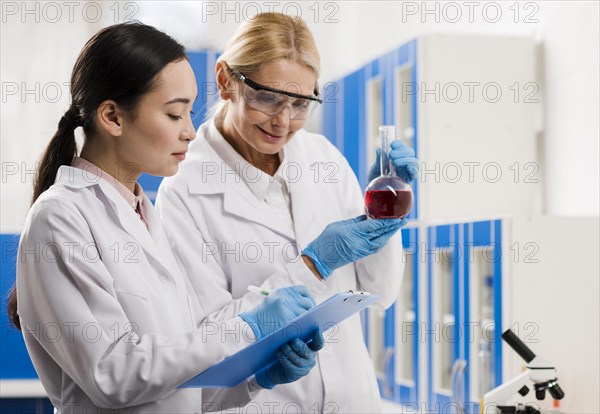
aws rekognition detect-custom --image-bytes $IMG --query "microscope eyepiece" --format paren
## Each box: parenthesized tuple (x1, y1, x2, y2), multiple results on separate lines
(502, 329, 536, 363)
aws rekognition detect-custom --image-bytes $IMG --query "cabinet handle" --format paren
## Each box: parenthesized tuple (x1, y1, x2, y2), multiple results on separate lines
(380, 346, 395, 398)
(451, 359, 468, 413)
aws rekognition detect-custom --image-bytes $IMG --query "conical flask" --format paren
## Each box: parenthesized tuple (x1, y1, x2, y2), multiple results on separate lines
(364, 126, 413, 219)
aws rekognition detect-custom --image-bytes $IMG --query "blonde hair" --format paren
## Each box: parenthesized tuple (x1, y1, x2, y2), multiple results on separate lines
(211, 12, 321, 119)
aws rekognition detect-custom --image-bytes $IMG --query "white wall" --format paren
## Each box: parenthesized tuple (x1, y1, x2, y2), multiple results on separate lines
(1, 1, 108, 232)
(508, 216, 600, 413)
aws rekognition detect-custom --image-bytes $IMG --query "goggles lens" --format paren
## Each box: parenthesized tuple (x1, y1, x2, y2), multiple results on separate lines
(242, 85, 317, 120)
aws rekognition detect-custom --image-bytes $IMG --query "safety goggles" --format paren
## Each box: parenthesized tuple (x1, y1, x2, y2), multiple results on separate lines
(225, 64, 322, 120)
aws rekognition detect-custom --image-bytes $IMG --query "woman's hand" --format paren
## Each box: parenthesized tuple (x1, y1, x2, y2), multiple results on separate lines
(368, 140, 419, 183)
(255, 329, 325, 389)
(240, 286, 315, 339)
(302, 215, 406, 279)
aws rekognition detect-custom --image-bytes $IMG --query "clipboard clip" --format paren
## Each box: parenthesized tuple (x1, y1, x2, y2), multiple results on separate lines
(345, 290, 372, 303)
(347, 290, 371, 295)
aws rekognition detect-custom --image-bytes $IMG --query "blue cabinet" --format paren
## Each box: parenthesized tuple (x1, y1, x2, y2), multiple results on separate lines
(425, 220, 504, 412)
(365, 221, 505, 411)
(364, 220, 503, 411)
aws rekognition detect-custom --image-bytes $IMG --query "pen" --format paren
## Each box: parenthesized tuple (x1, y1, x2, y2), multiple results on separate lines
(247, 285, 270, 296)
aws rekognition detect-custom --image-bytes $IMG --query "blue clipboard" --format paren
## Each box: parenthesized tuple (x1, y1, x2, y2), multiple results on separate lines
(178, 290, 380, 388)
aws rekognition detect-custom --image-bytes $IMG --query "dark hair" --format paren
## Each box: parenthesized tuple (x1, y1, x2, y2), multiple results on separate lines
(7, 22, 187, 330)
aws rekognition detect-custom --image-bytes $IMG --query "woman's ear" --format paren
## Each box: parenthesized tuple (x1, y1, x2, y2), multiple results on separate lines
(215, 61, 235, 102)
(96, 100, 126, 136)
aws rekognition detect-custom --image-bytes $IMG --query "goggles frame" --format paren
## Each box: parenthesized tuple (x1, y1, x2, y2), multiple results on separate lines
(224, 63, 322, 119)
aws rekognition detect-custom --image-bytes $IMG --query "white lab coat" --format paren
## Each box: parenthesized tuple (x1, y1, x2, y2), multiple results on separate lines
(16, 165, 260, 414)
(156, 120, 405, 413)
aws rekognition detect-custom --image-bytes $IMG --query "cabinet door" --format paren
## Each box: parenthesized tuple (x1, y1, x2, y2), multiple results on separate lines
(369, 41, 419, 220)
(365, 59, 384, 177)
(366, 303, 394, 400)
(465, 220, 503, 412)
(391, 40, 418, 220)
(322, 79, 343, 150)
(322, 66, 365, 178)
(366, 226, 419, 403)
(365, 225, 402, 403)
(427, 224, 463, 410)
(1, 235, 39, 381)
(394, 227, 419, 405)
(187, 50, 219, 129)
(322, 40, 420, 220)
(343, 67, 368, 184)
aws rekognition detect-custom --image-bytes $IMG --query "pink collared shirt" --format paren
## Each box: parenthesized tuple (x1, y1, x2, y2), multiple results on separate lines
(71, 157, 149, 229)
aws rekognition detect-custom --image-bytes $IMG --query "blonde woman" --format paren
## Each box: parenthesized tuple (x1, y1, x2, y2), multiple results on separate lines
(157, 12, 417, 412)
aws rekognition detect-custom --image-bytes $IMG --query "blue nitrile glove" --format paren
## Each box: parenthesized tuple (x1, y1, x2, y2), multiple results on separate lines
(368, 140, 419, 184)
(255, 329, 325, 389)
(240, 286, 315, 340)
(302, 215, 406, 280)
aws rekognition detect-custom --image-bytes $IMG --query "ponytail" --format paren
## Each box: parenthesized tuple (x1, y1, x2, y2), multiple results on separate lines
(7, 286, 19, 330)
(33, 105, 80, 203)
(7, 106, 80, 330)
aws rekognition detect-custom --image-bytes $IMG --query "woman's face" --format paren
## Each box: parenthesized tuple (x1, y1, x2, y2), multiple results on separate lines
(221, 59, 318, 159)
(119, 59, 197, 177)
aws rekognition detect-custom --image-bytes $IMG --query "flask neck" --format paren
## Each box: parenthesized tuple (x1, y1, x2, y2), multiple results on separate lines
(379, 126, 396, 177)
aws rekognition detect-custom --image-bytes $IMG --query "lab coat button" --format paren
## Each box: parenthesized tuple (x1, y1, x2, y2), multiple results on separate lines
(159, 274, 168, 283)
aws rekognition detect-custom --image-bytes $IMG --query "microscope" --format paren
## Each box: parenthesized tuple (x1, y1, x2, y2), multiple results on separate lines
(483, 329, 564, 414)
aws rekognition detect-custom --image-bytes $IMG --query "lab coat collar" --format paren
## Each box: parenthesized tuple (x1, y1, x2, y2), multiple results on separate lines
(205, 120, 291, 203)
(183, 120, 296, 240)
(54, 166, 181, 280)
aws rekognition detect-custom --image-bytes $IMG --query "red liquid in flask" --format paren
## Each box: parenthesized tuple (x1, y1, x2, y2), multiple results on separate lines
(365, 189, 413, 219)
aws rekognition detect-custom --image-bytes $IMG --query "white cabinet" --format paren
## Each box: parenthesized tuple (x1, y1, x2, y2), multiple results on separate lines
(323, 34, 541, 222)
(416, 35, 541, 221)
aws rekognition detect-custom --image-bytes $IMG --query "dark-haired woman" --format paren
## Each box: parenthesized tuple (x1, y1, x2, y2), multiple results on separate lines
(7, 22, 324, 413)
